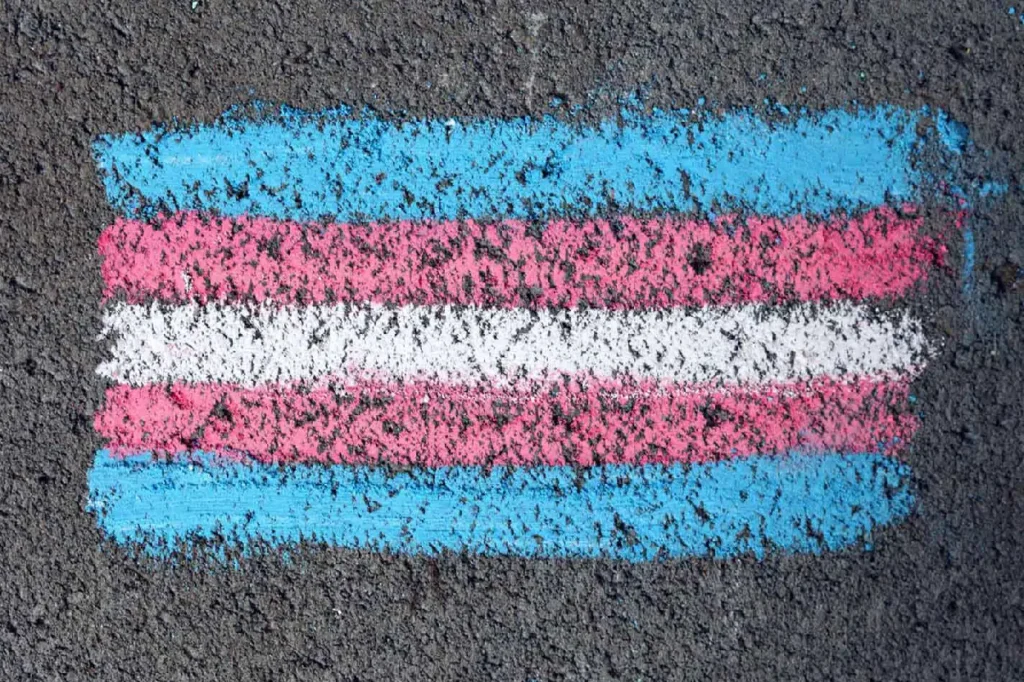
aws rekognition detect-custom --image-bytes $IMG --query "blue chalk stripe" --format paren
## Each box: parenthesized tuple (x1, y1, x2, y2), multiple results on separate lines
(88, 452, 914, 560)
(94, 105, 934, 221)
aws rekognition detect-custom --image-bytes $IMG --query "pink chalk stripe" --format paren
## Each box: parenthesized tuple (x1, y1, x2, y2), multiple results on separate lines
(99, 207, 945, 308)
(96, 376, 918, 466)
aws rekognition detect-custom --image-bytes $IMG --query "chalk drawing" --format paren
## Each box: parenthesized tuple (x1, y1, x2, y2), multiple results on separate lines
(87, 103, 967, 560)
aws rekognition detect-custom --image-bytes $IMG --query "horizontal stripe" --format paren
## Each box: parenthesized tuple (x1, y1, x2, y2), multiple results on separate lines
(99, 207, 944, 308)
(93, 105, 937, 221)
(96, 375, 917, 466)
(97, 302, 930, 388)
(87, 451, 915, 560)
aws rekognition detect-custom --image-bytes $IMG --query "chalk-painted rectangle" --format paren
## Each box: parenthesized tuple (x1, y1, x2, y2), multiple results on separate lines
(96, 375, 917, 466)
(92, 105, 939, 221)
(99, 207, 944, 308)
(87, 450, 914, 560)
(97, 301, 929, 388)
(88, 102, 956, 560)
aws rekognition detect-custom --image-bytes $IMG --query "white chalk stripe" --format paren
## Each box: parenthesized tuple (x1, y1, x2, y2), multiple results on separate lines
(97, 302, 931, 388)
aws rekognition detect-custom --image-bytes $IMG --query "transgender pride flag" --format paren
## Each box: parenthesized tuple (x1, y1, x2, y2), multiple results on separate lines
(87, 104, 955, 560)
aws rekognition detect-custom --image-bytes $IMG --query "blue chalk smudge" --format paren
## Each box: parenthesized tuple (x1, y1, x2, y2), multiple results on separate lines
(958, 179, 1008, 296)
(93, 104, 935, 222)
(947, 180, 1006, 296)
(88, 451, 915, 561)
(963, 226, 977, 294)
(979, 180, 1009, 198)
(935, 111, 968, 156)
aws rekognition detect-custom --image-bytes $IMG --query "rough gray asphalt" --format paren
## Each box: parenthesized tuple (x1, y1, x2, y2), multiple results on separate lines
(2, 1, 1023, 679)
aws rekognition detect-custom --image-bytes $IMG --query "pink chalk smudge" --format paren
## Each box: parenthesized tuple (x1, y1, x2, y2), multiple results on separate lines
(99, 207, 946, 308)
(97, 375, 918, 466)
